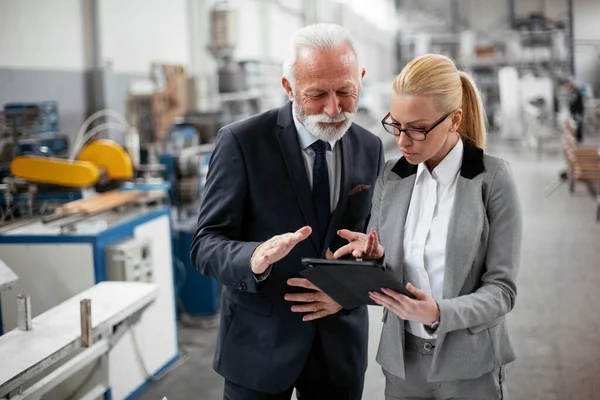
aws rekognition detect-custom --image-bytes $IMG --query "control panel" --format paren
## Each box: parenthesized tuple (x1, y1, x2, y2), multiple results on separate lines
(105, 236, 154, 282)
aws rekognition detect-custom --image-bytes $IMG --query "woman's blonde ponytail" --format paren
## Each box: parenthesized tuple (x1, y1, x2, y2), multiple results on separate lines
(458, 71, 487, 149)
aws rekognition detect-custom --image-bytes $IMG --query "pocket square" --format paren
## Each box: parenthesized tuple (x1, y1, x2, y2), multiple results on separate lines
(348, 184, 371, 196)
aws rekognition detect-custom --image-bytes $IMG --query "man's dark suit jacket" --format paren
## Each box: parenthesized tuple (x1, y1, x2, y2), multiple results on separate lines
(191, 102, 384, 394)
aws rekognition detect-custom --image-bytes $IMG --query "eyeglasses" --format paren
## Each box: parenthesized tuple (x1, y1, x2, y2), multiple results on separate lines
(381, 110, 456, 141)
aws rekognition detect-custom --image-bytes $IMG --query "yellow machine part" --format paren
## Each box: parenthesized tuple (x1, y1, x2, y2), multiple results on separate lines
(11, 157, 100, 187)
(77, 140, 133, 180)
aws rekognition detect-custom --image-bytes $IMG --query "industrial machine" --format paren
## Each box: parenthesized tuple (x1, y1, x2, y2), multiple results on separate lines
(127, 83, 220, 317)
(209, 0, 263, 122)
(0, 104, 148, 224)
(11, 139, 133, 188)
(172, 217, 221, 316)
(156, 124, 220, 317)
(0, 103, 180, 398)
(0, 102, 78, 217)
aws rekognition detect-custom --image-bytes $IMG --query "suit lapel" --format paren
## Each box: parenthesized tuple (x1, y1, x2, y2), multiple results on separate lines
(379, 174, 415, 278)
(380, 157, 418, 276)
(276, 110, 320, 253)
(442, 165, 486, 298)
(321, 133, 352, 255)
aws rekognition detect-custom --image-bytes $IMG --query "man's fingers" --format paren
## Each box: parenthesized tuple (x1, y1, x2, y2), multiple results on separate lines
(290, 302, 324, 313)
(303, 309, 332, 322)
(293, 226, 312, 242)
(277, 226, 312, 252)
(264, 246, 284, 262)
(286, 278, 320, 291)
(267, 226, 312, 251)
(352, 249, 364, 258)
(285, 291, 322, 302)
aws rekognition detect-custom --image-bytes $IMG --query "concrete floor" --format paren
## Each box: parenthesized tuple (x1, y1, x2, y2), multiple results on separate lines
(140, 134, 600, 400)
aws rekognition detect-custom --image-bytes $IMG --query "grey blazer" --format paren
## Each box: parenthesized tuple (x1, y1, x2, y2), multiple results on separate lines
(370, 139, 523, 382)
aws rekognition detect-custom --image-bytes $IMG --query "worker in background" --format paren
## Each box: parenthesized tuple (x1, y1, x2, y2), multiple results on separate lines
(333, 54, 523, 399)
(566, 79, 585, 142)
(191, 23, 384, 400)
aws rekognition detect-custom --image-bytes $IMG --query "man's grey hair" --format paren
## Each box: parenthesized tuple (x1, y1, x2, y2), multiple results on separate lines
(282, 23, 360, 89)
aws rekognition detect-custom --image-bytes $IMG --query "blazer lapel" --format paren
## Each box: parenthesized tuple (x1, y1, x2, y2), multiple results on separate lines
(276, 106, 320, 252)
(380, 178, 415, 278)
(380, 158, 417, 278)
(442, 141, 486, 298)
(322, 133, 352, 256)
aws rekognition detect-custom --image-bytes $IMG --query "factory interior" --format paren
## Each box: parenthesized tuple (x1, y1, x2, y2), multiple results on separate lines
(1, 0, 600, 399)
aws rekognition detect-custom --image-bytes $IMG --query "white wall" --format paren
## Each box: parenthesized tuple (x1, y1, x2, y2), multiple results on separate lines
(0, 0, 193, 74)
(97, 0, 192, 74)
(574, 0, 600, 41)
(0, 0, 88, 71)
(230, 0, 305, 62)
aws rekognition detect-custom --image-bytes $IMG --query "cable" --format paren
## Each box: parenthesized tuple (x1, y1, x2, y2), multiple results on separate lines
(0, 203, 19, 223)
(68, 122, 127, 162)
(79, 122, 126, 145)
(71, 110, 129, 158)
(63, 359, 102, 400)
(70, 121, 127, 160)
(69, 110, 130, 160)
(128, 321, 191, 383)
(174, 256, 188, 293)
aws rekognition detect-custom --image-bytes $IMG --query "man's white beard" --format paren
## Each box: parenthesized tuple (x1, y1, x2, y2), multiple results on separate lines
(293, 98, 357, 142)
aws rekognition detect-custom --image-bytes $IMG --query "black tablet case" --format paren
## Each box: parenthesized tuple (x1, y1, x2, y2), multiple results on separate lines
(300, 258, 415, 309)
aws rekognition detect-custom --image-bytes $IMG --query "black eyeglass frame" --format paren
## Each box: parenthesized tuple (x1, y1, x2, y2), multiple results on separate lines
(381, 109, 458, 141)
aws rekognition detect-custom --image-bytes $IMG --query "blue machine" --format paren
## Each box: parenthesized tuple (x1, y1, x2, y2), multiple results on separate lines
(2, 101, 69, 159)
(172, 219, 221, 316)
(3, 101, 61, 134)
(0, 100, 75, 208)
(157, 137, 220, 316)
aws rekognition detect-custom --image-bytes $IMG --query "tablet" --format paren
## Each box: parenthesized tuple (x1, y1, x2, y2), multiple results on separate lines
(299, 258, 415, 309)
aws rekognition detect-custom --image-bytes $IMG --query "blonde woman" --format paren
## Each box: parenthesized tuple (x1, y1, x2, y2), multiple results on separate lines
(334, 54, 523, 399)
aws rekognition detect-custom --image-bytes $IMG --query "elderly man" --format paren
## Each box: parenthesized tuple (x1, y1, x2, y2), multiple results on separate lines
(191, 23, 384, 400)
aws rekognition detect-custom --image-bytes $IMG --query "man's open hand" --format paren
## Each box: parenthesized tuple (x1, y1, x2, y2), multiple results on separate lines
(250, 226, 312, 274)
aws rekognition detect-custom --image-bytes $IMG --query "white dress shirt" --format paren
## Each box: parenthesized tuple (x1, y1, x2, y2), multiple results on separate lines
(292, 108, 341, 212)
(403, 139, 463, 339)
